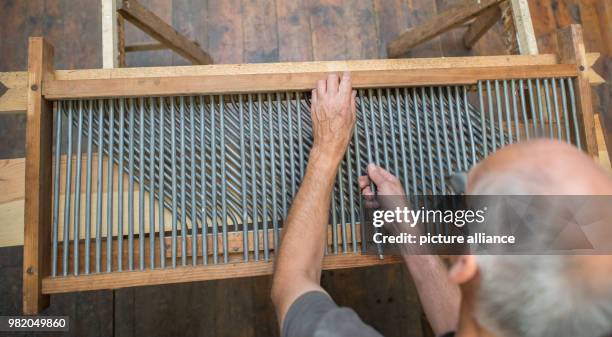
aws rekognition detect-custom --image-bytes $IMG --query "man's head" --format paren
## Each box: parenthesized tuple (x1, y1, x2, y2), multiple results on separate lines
(451, 140, 612, 337)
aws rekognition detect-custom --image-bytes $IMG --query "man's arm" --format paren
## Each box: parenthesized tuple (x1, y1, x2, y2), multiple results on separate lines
(359, 164, 461, 336)
(271, 73, 356, 327)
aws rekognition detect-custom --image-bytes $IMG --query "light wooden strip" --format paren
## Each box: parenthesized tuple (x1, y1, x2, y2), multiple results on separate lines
(42, 253, 402, 294)
(51, 54, 561, 80)
(510, 0, 538, 55)
(0, 72, 28, 113)
(101, 0, 118, 69)
(43, 65, 578, 99)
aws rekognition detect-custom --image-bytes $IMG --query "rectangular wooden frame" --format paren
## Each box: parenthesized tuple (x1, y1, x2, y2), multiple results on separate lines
(24, 25, 596, 313)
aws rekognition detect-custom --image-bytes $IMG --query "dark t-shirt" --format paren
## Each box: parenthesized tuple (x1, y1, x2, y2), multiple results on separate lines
(282, 291, 455, 337)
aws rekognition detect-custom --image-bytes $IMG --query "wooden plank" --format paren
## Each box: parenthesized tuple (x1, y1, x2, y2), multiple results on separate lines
(558, 24, 598, 157)
(48, 54, 562, 79)
(386, 0, 504, 58)
(102, 0, 118, 68)
(510, 0, 539, 54)
(463, 5, 502, 49)
(342, 0, 378, 59)
(310, 0, 348, 61)
(118, 0, 212, 65)
(23, 37, 54, 315)
(42, 64, 578, 99)
(207, 0, 242, 64)
(42, 253, 402, 294)
(242, 0, 279, 63)
(0, 72, 28, 113)
(276, 0, 312, 61)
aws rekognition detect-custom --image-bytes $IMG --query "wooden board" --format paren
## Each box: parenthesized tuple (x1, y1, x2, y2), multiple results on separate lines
(101, 0, 118, 69)
(42, 64, 578, 99)
(0, 72, 28, 113)
(42, 253, 402, 294)
(510, 0, 539, 55)
(23, 37, 54, 315)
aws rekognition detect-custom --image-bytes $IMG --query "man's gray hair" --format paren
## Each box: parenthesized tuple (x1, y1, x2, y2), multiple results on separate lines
(470, 171, 612, 337)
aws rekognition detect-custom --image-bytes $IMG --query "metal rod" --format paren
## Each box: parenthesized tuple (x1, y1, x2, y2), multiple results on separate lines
(51, 102, 62, 277)
(73, 100, 84, 276)
(63, 102, 73, 276)
(128, 99, 135, 271)
(148, 97, 156, 269)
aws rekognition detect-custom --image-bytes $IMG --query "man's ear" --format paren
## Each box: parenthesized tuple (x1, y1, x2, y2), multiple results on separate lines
(448, 255, 478, 284)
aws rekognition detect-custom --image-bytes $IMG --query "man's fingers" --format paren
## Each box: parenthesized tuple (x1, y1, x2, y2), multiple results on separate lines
(358, 175, 370, 189)
(339, 72, 352, 94)
(350, 90, 357, 117)
(367, 163, 396, 185)
(311, 89, 317, 106)
(317, 79, 326, 96)
(327, 73, 339, 94)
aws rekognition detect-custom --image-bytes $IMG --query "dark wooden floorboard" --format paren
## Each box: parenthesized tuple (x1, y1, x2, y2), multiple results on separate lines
(0, 1, 611, 336)
(242, 0, 280, 63)
(276, 0, 313, 61)
(309, 0, 349, 61)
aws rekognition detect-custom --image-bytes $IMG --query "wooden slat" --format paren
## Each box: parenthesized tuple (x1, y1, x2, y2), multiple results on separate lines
(510, 0, 539, 55)
(42, 64, 578, 99)
(117, 0, 212, 65)
(42, 253, 402, 294)
(23, 37, 54, 315)
(386, 0, 504, 58)
(101, 0, 118, 69)
(558, 24, 598, 157)
(51, 54, 562, 79)
(463, 5, 502, 49)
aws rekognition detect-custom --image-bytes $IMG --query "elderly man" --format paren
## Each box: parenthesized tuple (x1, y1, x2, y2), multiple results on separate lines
(270, 73, 612, 337)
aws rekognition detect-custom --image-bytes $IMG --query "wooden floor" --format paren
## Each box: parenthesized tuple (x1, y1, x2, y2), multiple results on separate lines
(0, 0, 610, 336)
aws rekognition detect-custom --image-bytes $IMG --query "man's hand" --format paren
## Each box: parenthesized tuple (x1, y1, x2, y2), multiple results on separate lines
(310, 72, 357, 166)
(358, 163, 405, 197)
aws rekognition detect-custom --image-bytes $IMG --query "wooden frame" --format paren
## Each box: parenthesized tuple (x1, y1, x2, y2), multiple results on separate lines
(20, 26, 600, 313)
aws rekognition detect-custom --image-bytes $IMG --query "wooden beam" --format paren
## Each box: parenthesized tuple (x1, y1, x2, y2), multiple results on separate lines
(387, 0, 504, 58)
(101, 0, 118, 69)
(125, 42, 167, 52)
(117, 0, 212, 65)
(23, 37, 54, 315)
(43, 64, 577, 99)
(463, 5, 502, 49)
(509, 0, 538, 55)
(42, 253, 402, 294)
(558, 25, 597, 157)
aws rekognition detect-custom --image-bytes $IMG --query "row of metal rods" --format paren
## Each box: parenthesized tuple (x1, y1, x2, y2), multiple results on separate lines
(50, 78, 578, 276)
(477, 78, 580, 156)
(51, 86, 486, 275)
